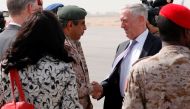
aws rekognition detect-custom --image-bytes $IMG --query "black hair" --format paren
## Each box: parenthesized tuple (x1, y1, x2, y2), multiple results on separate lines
(3, 10, 73, 73)
(157, 15, 186, 43)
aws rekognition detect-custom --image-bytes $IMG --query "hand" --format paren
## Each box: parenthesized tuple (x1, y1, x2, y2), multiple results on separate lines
(167, 0, 172, 3)
(90, 81, 103, 99)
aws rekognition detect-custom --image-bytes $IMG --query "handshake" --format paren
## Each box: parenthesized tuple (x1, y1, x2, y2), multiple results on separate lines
(89, 81, 103, 99)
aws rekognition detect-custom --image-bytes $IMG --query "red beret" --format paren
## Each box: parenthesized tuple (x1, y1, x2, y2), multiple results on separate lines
(159, 4, 190, 29)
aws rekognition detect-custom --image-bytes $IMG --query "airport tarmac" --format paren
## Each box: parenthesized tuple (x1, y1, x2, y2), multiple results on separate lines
(80, 26, 126, 109)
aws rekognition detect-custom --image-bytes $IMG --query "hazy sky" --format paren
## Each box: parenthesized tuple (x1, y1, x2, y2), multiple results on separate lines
(0, 0, 189, 14)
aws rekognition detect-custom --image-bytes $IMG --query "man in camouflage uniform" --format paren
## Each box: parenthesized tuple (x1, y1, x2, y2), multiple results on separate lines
(57, 5, 93, 109)
(122, 4, 190, 109)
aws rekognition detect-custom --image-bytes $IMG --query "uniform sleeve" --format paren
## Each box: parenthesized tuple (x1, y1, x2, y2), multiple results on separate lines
(61, 66, 83, 109)
(122, 65, 146, 109)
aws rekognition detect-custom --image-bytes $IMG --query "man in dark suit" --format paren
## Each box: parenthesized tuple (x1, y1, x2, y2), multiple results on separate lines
(91, 3, 162, 109)
(0, 0, 42, 60)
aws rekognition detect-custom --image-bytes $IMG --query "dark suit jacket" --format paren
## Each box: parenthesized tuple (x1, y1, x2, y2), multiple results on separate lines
(0, 24, 20, 60)
(101, 32, 162, 109)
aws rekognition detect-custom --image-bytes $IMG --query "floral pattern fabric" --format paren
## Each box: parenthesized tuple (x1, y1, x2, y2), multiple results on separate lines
(0, 56, 82, 109)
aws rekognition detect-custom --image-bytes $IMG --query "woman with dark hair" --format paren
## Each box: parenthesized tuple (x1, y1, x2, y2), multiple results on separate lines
(0, 11, 82, 109)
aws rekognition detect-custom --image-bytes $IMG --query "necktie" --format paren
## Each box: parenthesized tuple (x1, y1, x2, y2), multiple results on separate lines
(110, 40, 137, 73)
(120, 40, 137, 97)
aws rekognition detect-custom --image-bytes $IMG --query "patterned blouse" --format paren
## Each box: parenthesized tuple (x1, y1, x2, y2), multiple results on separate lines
(0, 56, 82, 109)
(122, 45, 190, 109)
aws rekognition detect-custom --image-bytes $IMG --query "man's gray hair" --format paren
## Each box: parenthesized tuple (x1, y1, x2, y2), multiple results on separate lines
(7, 0, 35, 16)
(123, 3, 148, 19)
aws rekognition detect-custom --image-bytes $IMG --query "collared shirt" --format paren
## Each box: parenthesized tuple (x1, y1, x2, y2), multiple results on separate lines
(122, 45, 190, 109)
(120, 29, 148, 97)
(9, 22, 21, 27)
(64, 36, 93, 109)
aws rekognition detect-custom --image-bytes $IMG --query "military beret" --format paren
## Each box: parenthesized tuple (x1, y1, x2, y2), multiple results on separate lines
(45, 3, 64, 12)
(57, 5, 87, 21)
(159, 4, 190, 29)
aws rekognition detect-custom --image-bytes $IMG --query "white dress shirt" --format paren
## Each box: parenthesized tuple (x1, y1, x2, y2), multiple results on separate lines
(120, 29, 148, 97)
(8, 22, 21, 27)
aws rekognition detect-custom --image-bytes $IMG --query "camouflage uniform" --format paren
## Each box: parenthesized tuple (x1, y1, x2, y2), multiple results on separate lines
(65, 37, 93, 109)
(122, 45, 190, 109)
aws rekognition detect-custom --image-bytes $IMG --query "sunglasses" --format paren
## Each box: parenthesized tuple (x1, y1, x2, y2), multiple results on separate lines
(37, 0, 43, 6)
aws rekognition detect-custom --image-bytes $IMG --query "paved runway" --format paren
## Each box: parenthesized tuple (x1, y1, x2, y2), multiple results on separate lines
(81, 26, 126, 109)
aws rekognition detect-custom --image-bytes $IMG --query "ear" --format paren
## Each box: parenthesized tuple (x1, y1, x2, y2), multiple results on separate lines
(26, 3, 33, 14)
(184, 29, 190, 47)
(138, 16, 146, 23)
(67, 21, 73, 28)
(137, 16, 146, 27)
(180, 29, 190, 47)
(65, 21, 73, 31)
